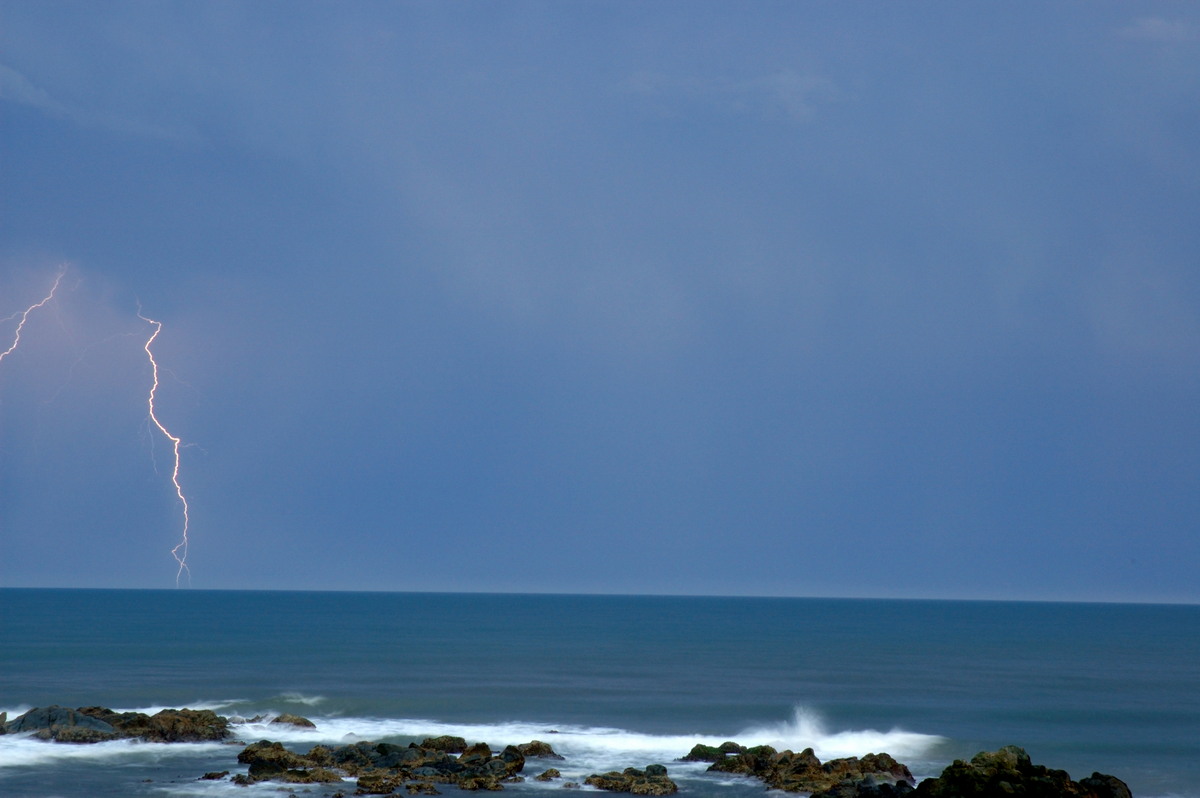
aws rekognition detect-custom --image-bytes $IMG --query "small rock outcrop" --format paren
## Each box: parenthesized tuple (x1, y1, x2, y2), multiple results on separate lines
(422, 735, 468, 753)
(518, 739, 565, 759)
(585, 764, 678, 795)
(2, 705, 230, 743)
(233, 738, 528, 791)
(234, 740, 344, 784)
(912, 746, 1131, 798)
(2, 706, 119, 742)
(699, 744, 912, 794)
(271, 713, 317, 728)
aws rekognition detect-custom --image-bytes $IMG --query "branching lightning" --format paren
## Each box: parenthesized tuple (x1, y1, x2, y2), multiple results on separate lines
(5, 269, 196, 585)
(1, 268, 64, 363)
(138, 309, 192, 586)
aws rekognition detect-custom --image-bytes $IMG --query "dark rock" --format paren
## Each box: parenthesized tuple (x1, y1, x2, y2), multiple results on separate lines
(357, 770, 405, 794)
(231, 736, 531, 791)
(272, 713, 317, 728)
(704, 744, 911, 794)
(537, 768, 563, 781)
(4, 706, 118, 741)
(200, 771, 230, 780)
(1079, 773, 1134, 798)
(813, 775, 916, 798)
(680, 741, 745, 762)
(913, 746, 1132, 798)
(421, 735, 468, 753)
(498, 745, 526, 776)
(76, 706, 230, 742)
(460, 742, 493, 766)
(407, 784, 441, 795)
(518, 739, 565, 760)
(585, 766, 678, 795)
(458, 774, 504, 791)
(236, 739, 343, 784)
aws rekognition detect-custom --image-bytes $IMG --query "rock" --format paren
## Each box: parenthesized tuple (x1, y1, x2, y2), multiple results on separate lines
(230, 736, 530, 791)
(422, 735, 468, 753)
(357, 770, 405, 794)
(680, 741, 745, 762)
(1, 705, 230, 744)
(76, 706, 230, 742)
(703, 744, 911, 793)
(236, 739, 343, 784)
(272, 713, 316, 728)
(200, 771, 230, 780)
(536, 768, 563, 781)
(460, 742, 493, 766)
(458, 774, 504, 791)
(812, 776, 915, 798)
(4, 706, 118, 741)
(518, 739, 565, 759)
(585, 766, 678, 795)
(913, 746, 1131, 798)
(1079, 772, 1134, 798)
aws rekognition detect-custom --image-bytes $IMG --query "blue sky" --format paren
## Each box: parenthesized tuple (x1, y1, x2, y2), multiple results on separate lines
(2, 2, 1198, 601)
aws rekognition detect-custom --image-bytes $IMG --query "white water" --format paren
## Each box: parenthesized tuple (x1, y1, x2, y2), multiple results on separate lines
(1, 703, 942, 778)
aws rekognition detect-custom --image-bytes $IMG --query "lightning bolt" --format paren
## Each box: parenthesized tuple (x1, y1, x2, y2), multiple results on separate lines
(138, 309, 192, 587)
(1, 268, 64, 363)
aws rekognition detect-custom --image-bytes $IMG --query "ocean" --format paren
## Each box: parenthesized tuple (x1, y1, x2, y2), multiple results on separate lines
(0, 590, 1196, 798)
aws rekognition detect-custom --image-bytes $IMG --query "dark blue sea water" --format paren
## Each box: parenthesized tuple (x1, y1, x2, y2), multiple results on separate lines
(1, 590, 1197, 797)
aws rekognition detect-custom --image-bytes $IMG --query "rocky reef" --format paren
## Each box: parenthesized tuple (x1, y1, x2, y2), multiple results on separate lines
(233, 737, 575, 792)
(682, 741, 912, 793)
(227, 735, 683, 794)
(1, 705, 230, 743)
(2, 705, 1134, 797)
(681, 742, 1131, 798)
(584, 764, 679, 795)
(911, 746, 1132, 798)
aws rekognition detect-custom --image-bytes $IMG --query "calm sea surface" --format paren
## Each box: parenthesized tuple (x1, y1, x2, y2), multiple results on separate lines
(1, 590, 1197, 797)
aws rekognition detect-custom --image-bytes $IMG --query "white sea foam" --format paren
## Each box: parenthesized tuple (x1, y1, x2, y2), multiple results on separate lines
(114, 700, 245, 716)
(736, 705, 944, 760)
(0, 703, 942, 789)
(222, 704, 942, 778)
(0, 734, 230, 768)
(275, 692, 326, 707)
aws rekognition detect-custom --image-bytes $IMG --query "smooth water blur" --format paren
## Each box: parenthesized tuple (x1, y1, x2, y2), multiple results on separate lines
(1, 590, 1198, 798)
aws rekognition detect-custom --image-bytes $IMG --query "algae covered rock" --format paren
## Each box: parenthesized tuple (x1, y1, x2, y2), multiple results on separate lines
(585, 764, 678, 795)
(519, 739, 565, 759)
(913, 746, 1131, 798)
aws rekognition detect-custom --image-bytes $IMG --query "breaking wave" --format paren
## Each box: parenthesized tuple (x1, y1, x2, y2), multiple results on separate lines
(1, 702, 943, 782)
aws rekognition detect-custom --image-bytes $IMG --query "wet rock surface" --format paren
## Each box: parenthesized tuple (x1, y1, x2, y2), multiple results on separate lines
(1, 705, 230, 743)
(692, 742, 913, 794)
(585, 764, 679, 795)
(912, 746, 1132, 798)
(234, 737, 530, 792)
(2, 704, 1135, 797)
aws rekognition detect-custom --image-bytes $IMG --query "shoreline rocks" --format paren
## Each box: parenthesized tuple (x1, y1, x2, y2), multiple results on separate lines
(3, 705, 1135, 798)
(585, 764, 679, 795)
(235, 737, 531, 792)
(682, 742, 913, 794)
(1, 705, 230, 743)
(912, 746, 1132, 798)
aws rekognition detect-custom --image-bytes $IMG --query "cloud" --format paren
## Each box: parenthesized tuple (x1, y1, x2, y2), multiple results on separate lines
(1120, 17, 1200, 44)
(0, 62, 71, 117)
(625, 68, 837, 123)
(0, 61, 201, 145)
